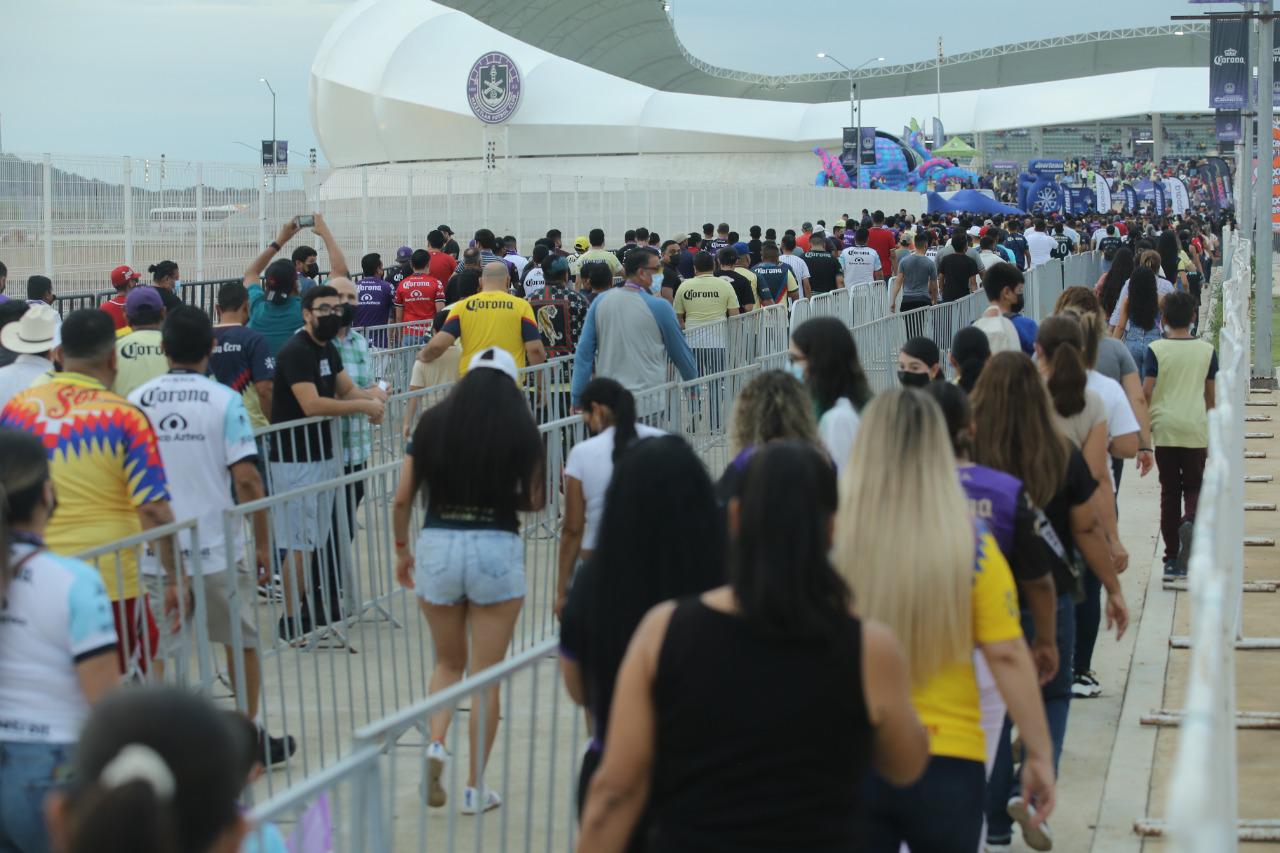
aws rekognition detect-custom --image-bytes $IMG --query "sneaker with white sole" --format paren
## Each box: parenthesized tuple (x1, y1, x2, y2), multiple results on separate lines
(1007, 796, 1053, 851)
(424, 741, 448, 808)
(984, 844, 1012, 853)
(1072, 671, 1102, 699)
(460, 786, 501, 815)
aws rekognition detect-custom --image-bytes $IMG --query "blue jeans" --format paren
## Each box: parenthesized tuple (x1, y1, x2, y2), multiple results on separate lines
(985, 593, 1075, 843)
(1123, 326, 1162, 379)
(1075, 569, 1103, 675)
(865, 756, 986, 852)
(0, 741, 74, 853)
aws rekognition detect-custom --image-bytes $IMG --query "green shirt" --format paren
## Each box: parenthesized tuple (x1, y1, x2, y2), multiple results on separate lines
(1146, 337, 1218, 448)
(111, 329, 168, 399)
(332, 330, 371, 466)
(247, 284, 304, 356)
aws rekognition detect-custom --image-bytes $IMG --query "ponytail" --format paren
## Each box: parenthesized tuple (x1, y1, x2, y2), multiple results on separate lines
(67, 745, 180, 853)
(0, 428, 52, 606)
(579, 378, 639, 463)
(957, 356, 987, 393)
(1038, 315, 1088, 417)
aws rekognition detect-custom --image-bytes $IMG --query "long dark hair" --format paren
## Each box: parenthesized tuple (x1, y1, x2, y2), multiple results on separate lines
(1126, 266, 1160, 331)
(1100, 247, 1134, 318)
(0, 428, 50, 602)
(411, 369, 543, 516)
(792, 316, 873, 413)
(1037, 315, 1088, 418)
(62, 687, 246, 853)
(582, 436, 724, 726)
(950, 325, 991, 393)
(579, 378, 637, 463)
(925, 381, 974, 459)
(730, 441, 849, 642)
(148, 260, 178, 283)
(1157, 229, 1181, 284)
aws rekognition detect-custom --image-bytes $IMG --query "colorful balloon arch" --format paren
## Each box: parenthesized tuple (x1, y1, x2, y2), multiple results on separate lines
(813, 120, 978, 192)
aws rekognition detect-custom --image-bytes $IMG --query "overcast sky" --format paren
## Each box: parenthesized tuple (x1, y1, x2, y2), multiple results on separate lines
(0, 0, 1237, 166)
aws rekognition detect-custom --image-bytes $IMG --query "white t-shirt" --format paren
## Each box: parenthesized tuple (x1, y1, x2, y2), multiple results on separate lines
(564, 423, 665, 550)
(839, 246, 882, 287)
(1087, 370, 1140, 441)
(780, 254, 810, 288)
(0, 543, 117, 743)
(129, 372, 258, 575)
(1024, 230, 1058, 267)
(522, 266, 546, 298)
(977, 250, 1004, 272)
(819, 398, 861, 475)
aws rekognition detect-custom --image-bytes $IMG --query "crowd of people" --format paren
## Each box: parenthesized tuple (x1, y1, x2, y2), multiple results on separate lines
(0, 199, 1226, 852)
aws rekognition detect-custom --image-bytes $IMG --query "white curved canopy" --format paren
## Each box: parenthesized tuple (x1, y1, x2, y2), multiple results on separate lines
(311, 0, 1211, 169)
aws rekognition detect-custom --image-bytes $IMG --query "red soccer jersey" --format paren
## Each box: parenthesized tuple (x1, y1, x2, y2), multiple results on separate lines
(427, 250, 456, 285)
(394, 273, 446, 330)
(101, 295, 128, 330)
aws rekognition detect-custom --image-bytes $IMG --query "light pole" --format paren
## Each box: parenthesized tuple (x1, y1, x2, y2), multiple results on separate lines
(817, 54, 885, 188)
(260, 77, 277, 218)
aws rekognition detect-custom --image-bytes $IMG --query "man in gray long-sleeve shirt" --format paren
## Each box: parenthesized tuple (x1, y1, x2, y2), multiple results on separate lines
(570, 247, 697, 408)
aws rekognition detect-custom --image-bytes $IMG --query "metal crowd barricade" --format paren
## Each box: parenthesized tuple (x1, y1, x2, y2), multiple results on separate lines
(54, 290, 111, 317)
(181, 276, 240, 319)
(329, 640, 579, 853)
(678, 363, 762, 476)
(74, 518, 213, 687)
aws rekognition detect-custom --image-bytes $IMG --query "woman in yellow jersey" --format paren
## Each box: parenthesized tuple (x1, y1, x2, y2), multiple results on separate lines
(834, 389, 1055, 853)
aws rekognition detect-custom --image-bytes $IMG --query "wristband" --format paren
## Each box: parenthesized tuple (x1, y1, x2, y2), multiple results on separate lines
(395, 540, 408, 549)
(269, 241, 281, 251)
(1139, 447, 1153, 453)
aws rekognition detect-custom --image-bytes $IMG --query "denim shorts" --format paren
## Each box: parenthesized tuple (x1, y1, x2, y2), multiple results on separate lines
(0, 740, 74, 853)
(414, 527, 525, 606)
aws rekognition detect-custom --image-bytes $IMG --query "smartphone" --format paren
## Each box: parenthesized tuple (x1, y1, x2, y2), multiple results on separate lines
(296, 214, 316, 228)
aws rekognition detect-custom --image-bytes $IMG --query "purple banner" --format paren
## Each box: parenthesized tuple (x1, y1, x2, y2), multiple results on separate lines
(1210, 19, 1249, 109)
(860, 126, 878, 165)
(1216, 110, 1242, 142)
(991, 160, 1019, 170)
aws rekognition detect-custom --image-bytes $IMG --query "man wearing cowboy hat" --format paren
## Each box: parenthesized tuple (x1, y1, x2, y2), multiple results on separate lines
(0, 303, 59, 408)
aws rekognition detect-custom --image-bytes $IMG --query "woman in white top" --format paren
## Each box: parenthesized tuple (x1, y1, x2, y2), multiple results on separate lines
(556, 379, 662, 617)
(0, 428, 120, 853)
(788, 316, 873, 473)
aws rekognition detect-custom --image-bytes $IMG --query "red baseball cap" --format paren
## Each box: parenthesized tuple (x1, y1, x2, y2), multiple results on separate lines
(110, 265, 141, 288)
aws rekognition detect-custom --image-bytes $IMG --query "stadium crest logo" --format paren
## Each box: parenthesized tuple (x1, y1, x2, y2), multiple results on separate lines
(467, 52, 522, 124)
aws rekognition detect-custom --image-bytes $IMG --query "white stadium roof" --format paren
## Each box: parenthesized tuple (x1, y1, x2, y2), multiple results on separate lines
(311, 0, 1214, 170)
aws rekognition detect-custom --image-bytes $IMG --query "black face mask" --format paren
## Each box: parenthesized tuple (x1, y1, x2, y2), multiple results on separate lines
(1011, 294, 1025, 314)
(306, 263, 321, 279)
(898, 370, 931, 388)
(339, 303, 356, 328)
(313, 314, 343, 342)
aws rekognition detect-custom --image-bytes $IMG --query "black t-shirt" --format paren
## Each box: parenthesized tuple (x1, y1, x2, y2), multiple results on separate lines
(716, 269, 755, 311)
(269, 330, 344, 462)
(938, 252, 979, 302)
(802, 251, 840, 294)
(747, 239, 763, 267)
(157, 287, 183, 312)
(1050, 235, 1075, 259)
(1042, 448, 1098, 593)
(443, 238, 460, 258)
(387, 263, 411, 289)
(1098, 235, 1123, 260)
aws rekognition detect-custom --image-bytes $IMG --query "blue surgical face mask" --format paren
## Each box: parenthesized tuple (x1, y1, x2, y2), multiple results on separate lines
(173, 279, 182, 293)
(787, 362, 806, 382)
(649, 272, 664, 294)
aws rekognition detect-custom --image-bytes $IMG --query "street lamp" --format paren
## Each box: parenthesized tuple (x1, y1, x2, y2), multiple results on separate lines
(260, 77, 277, 216)
(817, 54, 885, 187)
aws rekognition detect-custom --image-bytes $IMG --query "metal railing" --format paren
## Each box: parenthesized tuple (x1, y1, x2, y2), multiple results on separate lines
(1145, 231, 1260, 849)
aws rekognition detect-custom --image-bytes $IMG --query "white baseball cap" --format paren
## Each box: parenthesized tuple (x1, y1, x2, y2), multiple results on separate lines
(1, 303, 60, 354)
(468, 346, 519, 381)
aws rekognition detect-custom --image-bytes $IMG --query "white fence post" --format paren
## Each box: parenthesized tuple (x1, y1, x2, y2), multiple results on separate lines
(257, 167, 266, 253)
(41, 153, 53, 278)
(195, 162, 205, 281)
(360, 166, 370, 256)
(445, 174, 453, 232)
(123, 156, 135, 268)
(545, 174, 553, 250)
(406, 170, 414, 247)
(573, 176, 580, 238)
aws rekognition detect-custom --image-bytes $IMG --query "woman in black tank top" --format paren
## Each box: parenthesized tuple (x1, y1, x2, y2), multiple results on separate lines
(575, 442, 928, 853)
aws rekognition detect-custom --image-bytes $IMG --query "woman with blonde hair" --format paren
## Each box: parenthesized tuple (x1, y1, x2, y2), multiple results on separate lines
(835, 389, 1054, 853)
(971, 352, 1128, 850)
(717, 370, 820, 502)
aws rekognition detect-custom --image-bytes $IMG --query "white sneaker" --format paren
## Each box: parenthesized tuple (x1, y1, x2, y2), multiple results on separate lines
(984, 844, 1012, 853)
(460, 786, 501, 815)
(425, 741, 448, 808)
(1072, 671, 1102, 698)
(1007, 796, 1053, 851)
